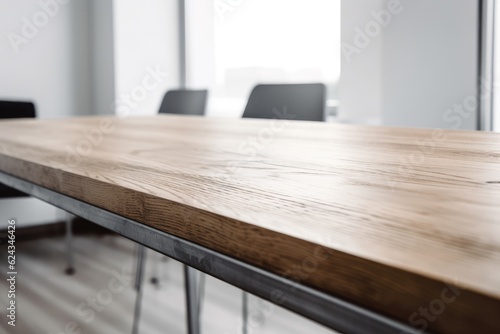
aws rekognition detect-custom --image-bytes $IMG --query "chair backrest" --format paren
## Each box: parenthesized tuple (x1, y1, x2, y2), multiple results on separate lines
(158, 90, 208, 116)
(0, 100, 36, 198)
(0, 101, 36, 119)
(242, 84, 326, 121)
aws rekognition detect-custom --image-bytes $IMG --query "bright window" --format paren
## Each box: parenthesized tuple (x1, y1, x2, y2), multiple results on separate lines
(186, 0, 341, 118)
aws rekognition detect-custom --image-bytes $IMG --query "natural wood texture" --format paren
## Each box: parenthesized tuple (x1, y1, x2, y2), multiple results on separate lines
(0, 115, 499, 333)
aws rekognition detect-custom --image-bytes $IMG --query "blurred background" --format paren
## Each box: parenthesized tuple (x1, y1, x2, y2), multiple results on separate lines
(0, 0, 498, 333)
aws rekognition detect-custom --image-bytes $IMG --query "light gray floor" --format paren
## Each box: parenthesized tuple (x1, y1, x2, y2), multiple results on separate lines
(0, 234, 338, 334)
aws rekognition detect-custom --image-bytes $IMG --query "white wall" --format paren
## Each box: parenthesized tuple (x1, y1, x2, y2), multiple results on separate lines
(0, 0, 92, 118)
(339, 0, 479, 130)
(339, 0, 385, 125)
(382, 0, 478, 130)
(185, 0, 216, 91)
(494, 0, 500, 132)
(0, 0, 94, 227)
(89, 0, 116, 115)
(113, 0, 180, 116)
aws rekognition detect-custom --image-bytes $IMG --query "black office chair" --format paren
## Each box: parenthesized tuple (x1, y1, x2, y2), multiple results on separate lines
(158, 90, 208, 116)
(0, 101, 36, 198)
(0, 100, 75, 275)
(241, 83, 326, 332)
(0, 100, 36, 118)
(242, 83, 326, 121)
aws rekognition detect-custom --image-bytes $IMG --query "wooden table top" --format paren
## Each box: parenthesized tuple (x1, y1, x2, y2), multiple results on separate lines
(0, 115, 499, 333)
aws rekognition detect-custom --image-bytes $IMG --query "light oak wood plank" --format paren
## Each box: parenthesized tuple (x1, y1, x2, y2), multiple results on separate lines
(0, 115, 499, 333)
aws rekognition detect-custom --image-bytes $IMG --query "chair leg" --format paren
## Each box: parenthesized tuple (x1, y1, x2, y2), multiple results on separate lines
(197, 273, 206, 316)
(132, 244, 146, 334)
(150, 254, 172, 287)
(184, 265, 201, 334)
(64, 215, 75, 275)
(150, 251, 161, 286)
(242, 291, 248, 334)
(133, 249, 204, 334)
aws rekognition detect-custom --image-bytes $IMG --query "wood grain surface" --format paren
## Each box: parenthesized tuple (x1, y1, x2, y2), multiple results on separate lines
(0, 115, 499, 333)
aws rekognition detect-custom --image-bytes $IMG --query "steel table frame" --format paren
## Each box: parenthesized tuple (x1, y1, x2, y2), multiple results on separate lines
(0, 171, 422, 334)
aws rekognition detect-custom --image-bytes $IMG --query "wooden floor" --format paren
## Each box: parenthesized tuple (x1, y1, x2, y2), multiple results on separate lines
(0, 234, 337, 334)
